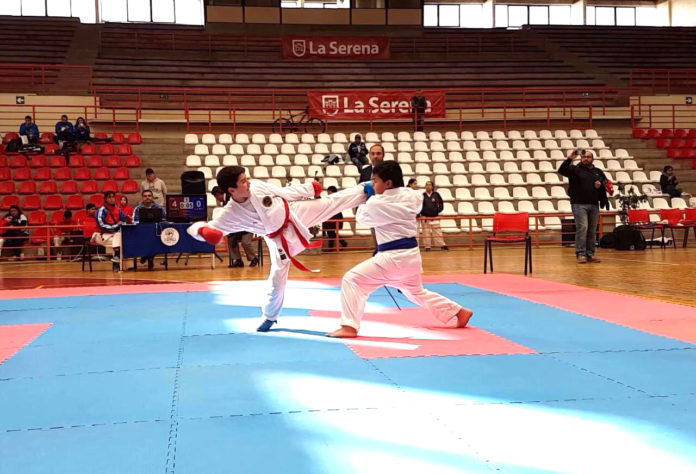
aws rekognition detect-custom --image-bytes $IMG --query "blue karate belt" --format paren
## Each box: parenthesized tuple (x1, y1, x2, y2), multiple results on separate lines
(375, 237, 418, 254)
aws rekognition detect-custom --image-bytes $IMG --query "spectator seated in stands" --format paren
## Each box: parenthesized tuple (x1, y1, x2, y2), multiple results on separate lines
(18, 115, 40, 146)
(74, 117, 91, 142)
(132, 189, 165, 270)
(348, 134, 368, 167)
(55, 114, 75, 144)
(660, 165, 682, 198)
(141, 168, 168, 205)
(0, 205, 29, 261)
(53, 210, 80, 260)
(94, 191, 127, 271)
(322, 185, 347, 251)
(119, 195, 134, 222)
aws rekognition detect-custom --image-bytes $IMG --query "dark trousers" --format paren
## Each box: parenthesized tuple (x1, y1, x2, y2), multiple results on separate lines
(228, 232, 257, 265)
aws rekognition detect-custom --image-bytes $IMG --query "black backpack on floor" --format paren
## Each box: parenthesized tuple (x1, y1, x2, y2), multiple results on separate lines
(613, 225, 647, 251)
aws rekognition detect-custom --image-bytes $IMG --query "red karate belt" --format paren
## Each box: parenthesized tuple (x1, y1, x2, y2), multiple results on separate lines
(267, 199, 321, 272)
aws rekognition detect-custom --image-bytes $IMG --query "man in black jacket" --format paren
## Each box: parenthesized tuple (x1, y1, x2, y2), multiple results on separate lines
(358, 144, 385, 183)
(558, 149, 609, 263)
(420, 180, 448, 251)
(411, 90, 427, 132)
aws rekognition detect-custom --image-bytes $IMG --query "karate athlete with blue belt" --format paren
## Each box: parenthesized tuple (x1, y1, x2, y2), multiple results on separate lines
(328, 160, 473, 338)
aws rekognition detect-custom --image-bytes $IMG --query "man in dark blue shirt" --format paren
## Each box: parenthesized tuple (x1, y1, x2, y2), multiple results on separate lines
(19, 115, 39, 144)
(55, 114, 74, 143)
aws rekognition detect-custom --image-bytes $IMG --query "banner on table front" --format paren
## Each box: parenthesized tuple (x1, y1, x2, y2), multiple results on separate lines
(307, 90, 446, 120)
(281, 36, 389, 60)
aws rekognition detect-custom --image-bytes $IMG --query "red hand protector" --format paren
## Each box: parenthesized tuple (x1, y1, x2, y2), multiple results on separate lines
(312, 180, 322, 197)
(198, 226, 223, 246)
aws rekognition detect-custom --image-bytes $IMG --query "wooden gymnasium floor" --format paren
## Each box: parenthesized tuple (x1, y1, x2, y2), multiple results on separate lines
(1, 245, 695, 307)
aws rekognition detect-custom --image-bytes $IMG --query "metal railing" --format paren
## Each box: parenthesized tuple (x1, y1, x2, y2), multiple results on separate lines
(629, 68, 696, 95)
(0, 64, 92, 95)
(630, 103, 696, 131)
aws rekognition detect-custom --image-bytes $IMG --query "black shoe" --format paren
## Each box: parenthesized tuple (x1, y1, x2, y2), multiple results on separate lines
(442, 246, 449, 251)
(228, 259, 244, 268)
(147, 258, 154, 270)
(139, 256, 147, 264)
(249, 257, 258, 267)
(425, 248, 431, 252)
(257, 319, 276, 332)
(339, 240, 348, 248)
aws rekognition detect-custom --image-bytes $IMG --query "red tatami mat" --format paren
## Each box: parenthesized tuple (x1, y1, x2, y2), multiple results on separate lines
(0, 323, 52, 364)
(310, 308, 535, 359)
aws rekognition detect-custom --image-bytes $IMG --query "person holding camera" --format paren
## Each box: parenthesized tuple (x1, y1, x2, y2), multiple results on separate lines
(558, 149, 610, 264)
(348, 134, 368, 168)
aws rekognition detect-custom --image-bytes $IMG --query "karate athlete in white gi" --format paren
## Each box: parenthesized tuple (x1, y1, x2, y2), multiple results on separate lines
(188, 165, 369, 332)
(328, 160, 473, 338)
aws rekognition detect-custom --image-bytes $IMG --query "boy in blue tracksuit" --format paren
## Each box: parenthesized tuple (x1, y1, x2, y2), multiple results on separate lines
(55, 114, 74, 142)
(19, 116, 39, 144)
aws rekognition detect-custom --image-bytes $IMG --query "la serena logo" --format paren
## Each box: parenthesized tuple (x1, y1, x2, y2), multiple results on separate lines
(321, 94, 432, 116)
(291, 39, 381, 58)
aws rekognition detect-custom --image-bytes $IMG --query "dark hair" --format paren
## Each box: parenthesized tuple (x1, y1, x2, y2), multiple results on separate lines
(373, 160, 404, 188)
(86, 203, 96, 211)
(76, 116, 87, 126)
(327, 185, 338, 193)
(663, 165, 673, 173)
(145, 168, 154, 175)
(217, 166, 246, 190)
(7, 204, 22, 216)
(370, 143, 385, 155)
(63, 210, 73, 218)
(141, 189, 153, 196)
(24, 115, 32, 120)
(407, 178, 417, 186)
(61, 115, 68, 120)
(211, 186, 224, 195)
(103, 191, 115, 200)
(354, 134, 361, 140)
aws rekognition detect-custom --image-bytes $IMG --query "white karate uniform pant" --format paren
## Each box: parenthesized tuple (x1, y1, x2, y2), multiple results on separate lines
(340, 247, 462, 331)
(261, 185, 366, 321)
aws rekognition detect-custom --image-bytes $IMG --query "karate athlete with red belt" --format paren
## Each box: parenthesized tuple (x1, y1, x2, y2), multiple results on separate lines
(188, 165, 370, 332)
(328, 160, 473, 338)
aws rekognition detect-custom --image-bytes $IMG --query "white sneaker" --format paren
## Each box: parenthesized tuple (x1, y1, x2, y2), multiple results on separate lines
(110, 256, 120, 264)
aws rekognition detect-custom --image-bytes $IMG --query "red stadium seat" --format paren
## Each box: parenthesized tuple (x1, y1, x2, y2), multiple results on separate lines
(0, 155, 7, 167)
(39, 181, 58, 195)
(40, 132, 55, 144)
(74, 167, 91, 180)
(80, 180, 98, 194)
(674, 129, 687, 139)
(116, 144, 132, 155)
(21, 195, 41, 210)
(121, 180, 138, 194)
(0, 195, 19, 210)
(101, 180, 119, 193)
(29, 155, 47, 168)
(69, 155, 85, 168)
(684, 139, 696, 148)
(98, 144, 114, 155)
(688, 129, 696, 139)
(13, 168, 31, 181)
(111, 133, 125, 144)
(94, 132, 107, 140)
(646, 128, 660, 139)
(669, 138, 685, 148)
(0, 181, 15, 194)
(9, 155, 27, 168)
(44, 144, 59, 154)
(33, 167, 52, 181)
(106, 155, 122, 167)
(59, 180, 78, 194)
(2, 133, 19, 144)
(94, 167, 111, 180)
(43, 195, 63, 210)
(656, 139, 669, 149)
(54, 167, 72, 180)
(65, 195, 85, 210)
(660, 129, 674, 139)
(86, 155, 103, 168)
(18, 181, 37, 195)
(124, 155, 141, 167)
(28, 210, 47, 226)
(49, 155, 66, 168)
(632, 129, 646, 139)
(679, 149, 696, 159)
(113, 167, 130, 180)
(0, 168, 10, 180)
(49, 210, 64, 225)
(89, 194, 103, 207)
(666, 148, 680, 159)
(80, 143, 97, 154)
(127, 132, 142, 144)
(72, 209, 87, 223)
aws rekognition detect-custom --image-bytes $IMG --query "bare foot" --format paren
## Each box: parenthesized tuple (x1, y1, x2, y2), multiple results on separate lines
(327, 326, 358, 338)
(455, 308, 473, 328)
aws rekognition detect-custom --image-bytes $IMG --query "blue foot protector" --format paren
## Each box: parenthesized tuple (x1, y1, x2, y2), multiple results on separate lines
(256, 319, 277, 332)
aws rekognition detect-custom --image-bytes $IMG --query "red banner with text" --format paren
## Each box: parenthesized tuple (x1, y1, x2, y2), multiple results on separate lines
(307, 90, 446, 120)
(281, 36, 390, 60)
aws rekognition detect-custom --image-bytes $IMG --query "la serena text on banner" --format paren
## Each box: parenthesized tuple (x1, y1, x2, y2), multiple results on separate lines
(308, 90, 447, 120)
(281, 36, 389, 60)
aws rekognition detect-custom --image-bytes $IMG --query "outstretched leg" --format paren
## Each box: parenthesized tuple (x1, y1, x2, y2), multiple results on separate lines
(291, 184, 367, 229)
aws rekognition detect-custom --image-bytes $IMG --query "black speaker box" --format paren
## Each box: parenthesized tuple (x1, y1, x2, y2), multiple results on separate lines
(181, 170, 206, 195)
